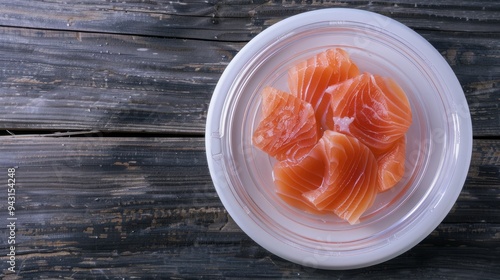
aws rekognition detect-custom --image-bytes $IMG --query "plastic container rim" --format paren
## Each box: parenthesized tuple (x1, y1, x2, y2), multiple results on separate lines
(205, 8, 472, 269)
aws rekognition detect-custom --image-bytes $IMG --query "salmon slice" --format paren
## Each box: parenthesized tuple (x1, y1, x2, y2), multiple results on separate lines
(273, 146, 326, 214)
(252, 48, 413, 224)
(302, 131, 378, 225)
(327, 73, 412, 154)
(377, 136, 406, 192)
(288, 48, 360, 131)
(252, 86, 319, 161)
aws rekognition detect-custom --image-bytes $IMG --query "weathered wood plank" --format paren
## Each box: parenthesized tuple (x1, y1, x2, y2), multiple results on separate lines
(0, 137, 498, 278)
(2, 242, 499, 278)
(0, 27, 498, 136)
(0, 0, 498, 41)
(0, 137, 496, 226)
(0, 137, 497, 224)
(0, 27, 242, 134)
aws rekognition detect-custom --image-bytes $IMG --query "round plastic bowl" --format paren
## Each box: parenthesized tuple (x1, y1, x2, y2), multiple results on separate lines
(205, 8, 472, 270)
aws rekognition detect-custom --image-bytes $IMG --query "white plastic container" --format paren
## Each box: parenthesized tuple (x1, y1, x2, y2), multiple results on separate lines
(205, 8, 472, 269)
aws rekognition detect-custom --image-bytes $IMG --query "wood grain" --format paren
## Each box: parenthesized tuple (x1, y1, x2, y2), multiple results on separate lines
(0, 0, 498, 40)
(0, 137, 498, 278)
(0, 26, 242, 134)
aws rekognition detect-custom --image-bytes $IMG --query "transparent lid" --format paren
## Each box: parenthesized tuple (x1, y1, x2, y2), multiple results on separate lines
(206, 8, 472, 269)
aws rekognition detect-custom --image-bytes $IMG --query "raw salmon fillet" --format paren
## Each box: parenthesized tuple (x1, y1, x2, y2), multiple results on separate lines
(288, 48, 360, 131)
(376, 136, 406, 192)
(252, 48, 413, 224)
(252, 86, 319, 161)
(327, 73, 412, 154)
(273, 146, 326, 214)
(302, 131, 378, 224)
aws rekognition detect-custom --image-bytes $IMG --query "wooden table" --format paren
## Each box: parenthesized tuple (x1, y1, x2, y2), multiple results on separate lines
(1, 1, 498, 279)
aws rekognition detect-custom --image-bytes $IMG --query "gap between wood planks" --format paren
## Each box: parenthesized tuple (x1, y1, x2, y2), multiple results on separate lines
(2, 129, 498, 140)
(0, 129, 205, 138)
(0, 23, 252, 43)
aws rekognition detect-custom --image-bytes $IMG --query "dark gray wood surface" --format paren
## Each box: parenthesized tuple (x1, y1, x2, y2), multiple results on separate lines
(0, 1, 499, 279)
